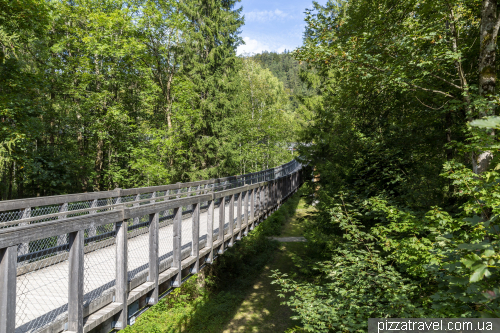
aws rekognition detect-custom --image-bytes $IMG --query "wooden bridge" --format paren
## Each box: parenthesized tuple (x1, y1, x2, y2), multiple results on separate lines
(0, 160, 304, 333)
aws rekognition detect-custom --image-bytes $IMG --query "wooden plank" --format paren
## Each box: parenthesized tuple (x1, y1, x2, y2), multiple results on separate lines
(191, 203, 200, 273)
(172, 207, 182, 287)
(123, 194, 211, 219)
(68, 230, 84, 333)
(212, 186, 247, 199)
(148, 212, 159, 305)
(0, 189, 120, 212)
(119, 184, 180, 197)
(0, 246, 16, 333)
(0, 210, 123, 249)
(115, 221, 128, 329)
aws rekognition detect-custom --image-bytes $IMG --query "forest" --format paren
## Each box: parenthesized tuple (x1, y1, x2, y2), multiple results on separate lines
(2, 0, 500, 331)
(0, 0, 298, 199)
(269, 0, 500, 330)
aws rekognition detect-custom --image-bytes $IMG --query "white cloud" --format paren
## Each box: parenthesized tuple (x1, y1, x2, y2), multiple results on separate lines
(245, 9, 291, 23)
(237, 37, 294, 56)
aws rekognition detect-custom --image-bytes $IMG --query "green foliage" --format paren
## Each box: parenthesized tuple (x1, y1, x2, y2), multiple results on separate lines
(121, 191, 302, 332)
(271, 0, 500, 331)
(0, 0, 296, 199)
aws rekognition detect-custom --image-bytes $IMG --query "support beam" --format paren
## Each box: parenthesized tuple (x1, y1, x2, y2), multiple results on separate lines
(68, 230, 84, 333)
(148, 212, 159, 305)
(172, 207, 182, 287)
(0, 246, 16, 333)
(191, 203, 200, 273)
(115, 221, 128, 329)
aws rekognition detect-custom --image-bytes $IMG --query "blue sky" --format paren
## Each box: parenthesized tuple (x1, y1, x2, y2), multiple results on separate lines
(236, 0, 328, 55)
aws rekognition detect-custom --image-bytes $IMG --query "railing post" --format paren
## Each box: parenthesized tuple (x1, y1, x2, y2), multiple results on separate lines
(218, 196, 225, 254)
(132, 194, 141, 226)
(207, 196, 214, 263)
(250, 188, 255, 230)
(236, 192, 242, 240)
(68, 230, 84, 333)
(0, 246, 17, 333)
(265, 183, 270, 217)
(243, 189, 249, 236)
(18, 208, 30, 256)
(228, 194, 234, 247)
(172, 207, 182, 287)
(148, 212, 159, 305)
(257, 186, 262, 222)
(191, 203, 200, 273)
(89, 199, 98, 237)
(115, 220, 128, 329)
(57, 203, 69, 247)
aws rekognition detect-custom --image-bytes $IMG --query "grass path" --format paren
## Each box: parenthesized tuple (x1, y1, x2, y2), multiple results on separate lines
(119, 190, 314, 333)
(221, 196, 315, 333)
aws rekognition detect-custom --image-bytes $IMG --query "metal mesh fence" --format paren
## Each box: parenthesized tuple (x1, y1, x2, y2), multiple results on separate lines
(127, 216, 150, 281)
(16, 232, 70, 333)
(158, 209, 174, 268)
(83, 223, 116, 307)
(3, 160, 301, 333)
(181, 205, 192, 252)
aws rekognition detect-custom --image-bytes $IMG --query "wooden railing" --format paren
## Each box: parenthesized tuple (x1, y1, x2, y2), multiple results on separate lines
(0, 160, 303, 333)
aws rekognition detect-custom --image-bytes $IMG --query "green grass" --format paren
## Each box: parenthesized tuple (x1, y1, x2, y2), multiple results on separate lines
(120, 189, 312, 333)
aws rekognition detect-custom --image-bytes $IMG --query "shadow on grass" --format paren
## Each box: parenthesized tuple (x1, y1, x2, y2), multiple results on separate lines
(180, 191, 303, 332)
(121, 190, 303, 333)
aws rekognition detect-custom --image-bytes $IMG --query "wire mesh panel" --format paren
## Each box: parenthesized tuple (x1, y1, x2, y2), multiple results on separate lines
(158, 209, 175, 266)
(16, 233, 70, 333)
(181, 204, 193, 254)
(127, 215, 150, 281)
(199, 200, 209, 249)
(83, 222, 116, 307)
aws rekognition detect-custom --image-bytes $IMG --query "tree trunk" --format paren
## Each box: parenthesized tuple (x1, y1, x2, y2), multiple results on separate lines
(474, 0, 500, 174)
(94, 136, 104, 191)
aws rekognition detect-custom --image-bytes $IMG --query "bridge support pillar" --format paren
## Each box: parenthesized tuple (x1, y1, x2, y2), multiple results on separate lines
(0, 246, 16, 333)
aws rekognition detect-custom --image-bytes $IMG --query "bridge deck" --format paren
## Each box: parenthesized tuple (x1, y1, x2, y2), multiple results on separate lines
(15, 202, 249, 333)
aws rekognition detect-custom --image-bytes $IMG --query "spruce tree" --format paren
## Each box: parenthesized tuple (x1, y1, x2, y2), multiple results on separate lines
(180, 0, 244, 179)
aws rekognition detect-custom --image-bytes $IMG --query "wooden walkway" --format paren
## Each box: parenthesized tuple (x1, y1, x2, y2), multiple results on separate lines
(15, 203, 247, 333)
(0, 160, 302, 333)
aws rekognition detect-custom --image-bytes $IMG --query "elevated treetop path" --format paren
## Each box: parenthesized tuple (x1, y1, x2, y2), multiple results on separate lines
(0, 160, 304, 333)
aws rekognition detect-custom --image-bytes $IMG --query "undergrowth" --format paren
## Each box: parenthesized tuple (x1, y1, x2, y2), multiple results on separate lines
(120, 190, 302, 333)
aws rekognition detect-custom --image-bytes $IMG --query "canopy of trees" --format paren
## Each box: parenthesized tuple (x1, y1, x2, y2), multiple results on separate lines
(0, 0, 297, 199)
(270, 0, 500, 330)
